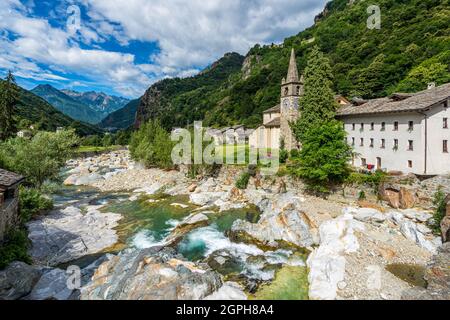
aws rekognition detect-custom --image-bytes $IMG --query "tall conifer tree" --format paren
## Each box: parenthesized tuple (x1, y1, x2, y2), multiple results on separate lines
(292, 46, 337, 141)
(0, 71, 19, 141)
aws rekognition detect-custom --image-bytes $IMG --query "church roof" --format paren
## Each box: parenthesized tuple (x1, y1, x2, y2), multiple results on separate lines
(337, 83, 450, 117)
(263, 105, 280, 114)
(0, 169, 24, 190)
(286, 48, 299, 83)
(264, 117, 281, 127)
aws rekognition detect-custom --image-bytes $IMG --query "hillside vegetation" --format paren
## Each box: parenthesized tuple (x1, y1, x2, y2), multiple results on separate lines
(13, 83, 102, 136)
(134, 0, 449, 130)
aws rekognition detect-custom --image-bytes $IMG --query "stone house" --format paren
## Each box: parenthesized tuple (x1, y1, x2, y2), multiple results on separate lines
(0, 169, 25, 241)
(337, 82, 450, 175)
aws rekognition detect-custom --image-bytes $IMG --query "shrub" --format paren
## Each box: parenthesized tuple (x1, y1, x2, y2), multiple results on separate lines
(130, 120, 175, 170)
(346, 170, 387, 194)
(358, 190, 366, 200)
(290, 149, 300, 159)
(0, 228, 32, 270)
(236, 172, 251, 190)
(0, 129, 79, 187)
(19, 187, 53, 222)
(290, 120, 352, 194)
(431, 188, 446, 234)
(279, 149, 289, 164)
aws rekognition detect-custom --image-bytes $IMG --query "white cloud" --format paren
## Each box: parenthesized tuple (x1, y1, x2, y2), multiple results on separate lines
(0, 0, 328, 97)
(83, 0, 327, 70)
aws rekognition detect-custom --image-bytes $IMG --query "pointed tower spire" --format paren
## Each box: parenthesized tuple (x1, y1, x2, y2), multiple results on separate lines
(286, 48, 299, 83)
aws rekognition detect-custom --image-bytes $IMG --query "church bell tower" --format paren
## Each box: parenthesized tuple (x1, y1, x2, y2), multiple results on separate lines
(280, 48, 303, 151)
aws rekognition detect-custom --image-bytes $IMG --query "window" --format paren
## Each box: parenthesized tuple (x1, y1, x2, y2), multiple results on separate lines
(284, 87, 289, 96)
(360, 138, 364, 146)
(352, 137, 355, 146)
(352, 123, 356, 131)
(408, 160, 413, 168)
(296, 86, 300, 95)
(444, 100, 448, 109)
(394, 139, 399, 150)
(444, 140, 448, 153)
(361, 158, 367, 167)
(444, 118, 448, 129)
(394, 121, 399, 131)
(360, 123, 364, 131)
(370, 138, 374, 148)
(408, 121, 414, 131)
(408, 140, 414, 151)
(381, 139, 386, 149)
(371, 122, 375, 131)
(381, 122, 386, 131)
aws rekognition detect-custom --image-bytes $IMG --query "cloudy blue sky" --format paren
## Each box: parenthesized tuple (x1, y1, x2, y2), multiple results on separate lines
(0, 0, 328, 98)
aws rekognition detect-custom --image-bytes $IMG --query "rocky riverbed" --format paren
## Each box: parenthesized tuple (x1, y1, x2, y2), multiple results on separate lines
(1, 150, 449, 300)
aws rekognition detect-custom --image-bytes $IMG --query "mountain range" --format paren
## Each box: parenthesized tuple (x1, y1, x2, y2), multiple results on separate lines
(6, 81, 102, 136)
(31, 85, 129, 125)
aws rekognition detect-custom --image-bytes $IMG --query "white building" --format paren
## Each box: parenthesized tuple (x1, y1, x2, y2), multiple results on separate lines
(337, 83, 450, 175)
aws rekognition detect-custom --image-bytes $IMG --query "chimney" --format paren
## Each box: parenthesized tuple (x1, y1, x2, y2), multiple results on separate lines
(428, 82, 436, 90)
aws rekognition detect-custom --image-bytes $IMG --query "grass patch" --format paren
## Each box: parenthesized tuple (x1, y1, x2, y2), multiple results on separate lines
(251, 266, 309, 300)
(76, 145, 121, 154)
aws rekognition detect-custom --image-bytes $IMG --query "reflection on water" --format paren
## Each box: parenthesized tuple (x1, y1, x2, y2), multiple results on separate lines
(386, 264, 427, 288)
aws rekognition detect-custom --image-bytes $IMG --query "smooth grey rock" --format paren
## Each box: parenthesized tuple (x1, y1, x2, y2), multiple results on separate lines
(0, 262, 42, 300)
(204, 282, 247, 300)
(400, 220, 437, 254)
(27, 269, 73, 300)
(230, 192, 315, 248)
(27, 206, 122, 266)
(80, 248, 222, 300)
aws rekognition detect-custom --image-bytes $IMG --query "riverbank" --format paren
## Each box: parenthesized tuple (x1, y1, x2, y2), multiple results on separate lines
(1, 150, 448, 300)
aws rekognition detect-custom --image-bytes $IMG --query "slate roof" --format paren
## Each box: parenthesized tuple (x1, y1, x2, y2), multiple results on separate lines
(337, 83, 450, 117)
(0, 169, 24, 189)
(264, 117, 281, 127)
(263, 105, 281, 114)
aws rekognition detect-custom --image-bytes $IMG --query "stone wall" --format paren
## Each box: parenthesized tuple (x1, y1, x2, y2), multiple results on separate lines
(0, 196, 20, 241)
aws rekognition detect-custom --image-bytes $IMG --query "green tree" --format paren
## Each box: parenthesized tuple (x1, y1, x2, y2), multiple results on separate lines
(129, 120, 175, 169)
(290, 120, 352, 193)
(0, 129, 79, 187)
(0, 71, 19, 141)
(292, 46, 337, 141)
(353, 54, 388, 98)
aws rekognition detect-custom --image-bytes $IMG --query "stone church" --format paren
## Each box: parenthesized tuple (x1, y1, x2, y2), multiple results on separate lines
(249, 48, 303, 151)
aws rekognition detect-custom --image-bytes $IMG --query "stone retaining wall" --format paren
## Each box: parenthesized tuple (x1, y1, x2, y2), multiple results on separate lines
(0, 197, 20, 241)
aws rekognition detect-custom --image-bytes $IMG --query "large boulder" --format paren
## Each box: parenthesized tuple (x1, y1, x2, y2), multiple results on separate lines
(204, 282, 247, 300)
(189, 192, 226, 206)
(399, 187, 418, 209)
(441, 216, 450, 243)
(66, 173, 105, 186)
(165, 213, 210, 245)
(27, 206, 122, 266)
(307, 213, 365, 300)
(230, 193, 316, 249)
(0, 262, 42, 300)
(346, 207, 386, 223)
(80, 248, 222, 300)
(27, 269, 74, 300)
(399, 220, 438, 254)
